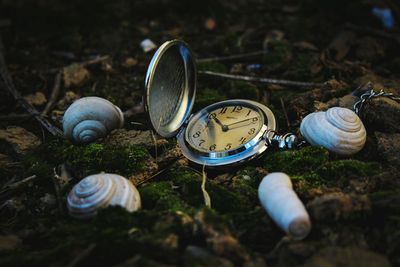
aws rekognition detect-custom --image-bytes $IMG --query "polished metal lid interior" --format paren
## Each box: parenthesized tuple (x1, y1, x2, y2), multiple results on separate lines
(145, 40, 196, 137)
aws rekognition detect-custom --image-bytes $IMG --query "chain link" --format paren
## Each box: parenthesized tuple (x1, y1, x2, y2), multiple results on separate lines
(353, 87, 400, 115)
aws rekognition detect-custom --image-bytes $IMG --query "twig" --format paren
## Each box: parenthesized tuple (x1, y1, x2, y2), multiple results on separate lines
(197, 50, 267, 63)
(42, 71, 62, 116)
(47, 55, 110, 74)
(0, 35, 63, 136)
(345, 23, 400, 44)
(280, 98, 291, 129)
(1, 175, 37, 191)
(199, 70, 324, 88)
(81, 55, 110, 67)
(0, 113, 35, 121)
(52, 167, 64, 215)
(66, 243, 96, 267)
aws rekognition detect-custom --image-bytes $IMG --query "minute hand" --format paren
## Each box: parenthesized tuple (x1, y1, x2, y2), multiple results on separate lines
(226, 117, 258, 129)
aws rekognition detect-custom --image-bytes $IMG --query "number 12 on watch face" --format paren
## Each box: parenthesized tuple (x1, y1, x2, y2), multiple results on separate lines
(185, 104, 264, 153)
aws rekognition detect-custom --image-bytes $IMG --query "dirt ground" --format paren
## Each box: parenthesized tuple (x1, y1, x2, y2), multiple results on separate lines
(0, 0, 400, 266)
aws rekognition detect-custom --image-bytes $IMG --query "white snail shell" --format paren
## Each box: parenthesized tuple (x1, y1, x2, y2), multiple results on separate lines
(258, 172, 311, 240)
(63, 97, 124, 143)
(300, 107, 366, 155)
(67, 173, 141, 219)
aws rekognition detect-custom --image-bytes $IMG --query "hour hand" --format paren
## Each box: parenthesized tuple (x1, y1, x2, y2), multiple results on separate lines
(212, 116, 229, 132)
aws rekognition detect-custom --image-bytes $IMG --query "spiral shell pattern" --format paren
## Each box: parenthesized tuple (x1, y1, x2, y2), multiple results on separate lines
(63, 97, 124, 143)
(67, 173, 141, 219)
(300, 107, 366, 155)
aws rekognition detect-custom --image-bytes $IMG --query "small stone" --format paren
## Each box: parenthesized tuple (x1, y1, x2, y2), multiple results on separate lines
(301, 246, 391, 267)
(122, 57, 138, 68)
(307, 192, 370, 222)
(23, 92, 47, 106)
(63, 63, 90, 88)
(0, 235, 21, 252)
(140, 39, 157, 53)
(362, 97, 400, 133)
(105, 129, 168, 148)
(0, 126, 41, 156)
(204, 18, 217, 31)
(184, 246, 234, 267)
(375, 132, 400, 168)
(355, 36, 386, 62)
(40, 193, 57, 209)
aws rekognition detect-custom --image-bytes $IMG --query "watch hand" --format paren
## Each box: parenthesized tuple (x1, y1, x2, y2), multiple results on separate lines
(212, 116, 229, 132)
(226, 117, 258, 128)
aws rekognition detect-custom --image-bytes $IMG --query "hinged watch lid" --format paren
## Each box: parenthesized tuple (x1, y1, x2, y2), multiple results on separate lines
(144, 40, 196, 137)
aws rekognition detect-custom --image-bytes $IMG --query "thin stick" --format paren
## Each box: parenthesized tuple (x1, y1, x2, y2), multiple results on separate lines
(66, 243, 96, 267)
(81, 55, 110, 67)
(0, 113, 34, 121)
(47, 55, 110, 74)
(42, 71, 62, 116)
(1, 175, 37, 191)
(0, 36, 63, 136)
(197, 50, 267, 63)
(198, 71, 324, 88)
(52, 168, 64, 215)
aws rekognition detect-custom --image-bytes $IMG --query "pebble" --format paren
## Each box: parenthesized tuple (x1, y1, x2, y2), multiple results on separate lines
(0, 235, 21, 252)
(63, 63, 90, 88)
(375, 132, 400, 168)
(23, 92, 47, 106)
(140, 39, 157, 53)
(302, 246, 391, 267)
(307, 192, 370, 222)
(0, 126, 41, 156)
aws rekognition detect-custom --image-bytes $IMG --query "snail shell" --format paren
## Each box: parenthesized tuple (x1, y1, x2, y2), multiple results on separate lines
(258, 172, 311, 240)
(300, 107, 366, 155)
(67, 173, 141, 219)
(63, 97, 124, 143)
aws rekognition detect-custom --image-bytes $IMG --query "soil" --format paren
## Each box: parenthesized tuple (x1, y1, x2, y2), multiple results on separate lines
(0, 1, 400, 267)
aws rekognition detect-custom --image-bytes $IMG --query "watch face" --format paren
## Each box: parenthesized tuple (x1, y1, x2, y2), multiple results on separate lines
(185, 103, 264, 153)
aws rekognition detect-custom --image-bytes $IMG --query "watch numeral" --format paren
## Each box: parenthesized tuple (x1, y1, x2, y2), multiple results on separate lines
(248, 128, 255, 135)
(208, 113, 217, 119)
(198, 139, 205, 146)
(239, 137, 247, 144)
(252, 117, 259, 123)
(219, 107, 227, 114)
(209, 144, 216, 151)
(246, 110, 252, 117)
(232, 106, 243, 113)
(193, 131, 201, 138)
(225, 143, 232, 150)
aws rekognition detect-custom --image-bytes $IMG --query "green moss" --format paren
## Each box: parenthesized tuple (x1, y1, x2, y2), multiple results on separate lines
(285, 53, 320, 80)
(263, 40, 292, 71)
(263, 146, 329, 175)
(139, 181, 188, 212)
(63, 143, 149, 176)
(24, 138, 149, 177)
(169, 168, 252, 213)
(227, 81, 260, 100)
(194, 88, 227, 110)
(318, 160, 381, 180)
(23, 155, 54, 179)
(197, 61, 228, 73)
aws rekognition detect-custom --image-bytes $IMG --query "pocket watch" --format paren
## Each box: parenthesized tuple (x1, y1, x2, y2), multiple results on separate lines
(144, 40, 296, 167)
